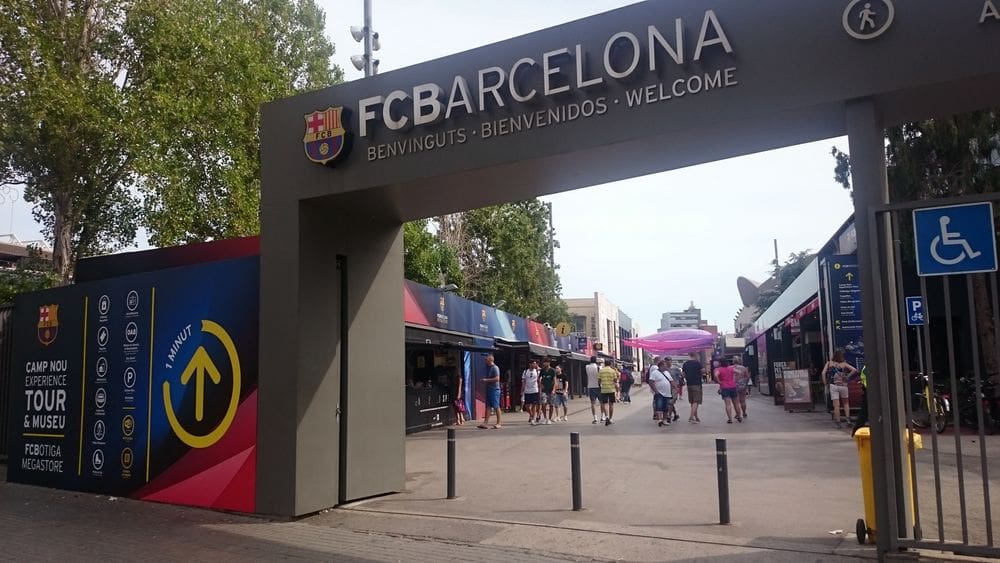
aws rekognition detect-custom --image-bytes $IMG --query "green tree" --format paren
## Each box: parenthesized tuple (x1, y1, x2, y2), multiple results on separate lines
(755, 249, 814, 312)
(832, 109, 1000, 377)
(403, 219, 461, 289)
(0, 0, 340, 282)
(129, 0, 340, 246)
(0, 247, 59, 304)
(456, 200, 569, 324)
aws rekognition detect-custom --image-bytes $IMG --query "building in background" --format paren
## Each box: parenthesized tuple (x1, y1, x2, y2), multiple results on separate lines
(618, 311, 640, 367)
(565, 292, 618, 354)
(656, 302, 715, 372)
(564, 292, 640, 367)
(659, 302, 702, 331)
(0, 234, 52, 269)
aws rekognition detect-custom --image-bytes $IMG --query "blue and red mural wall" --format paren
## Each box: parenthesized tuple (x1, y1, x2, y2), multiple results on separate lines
(7, 254, 259, 512)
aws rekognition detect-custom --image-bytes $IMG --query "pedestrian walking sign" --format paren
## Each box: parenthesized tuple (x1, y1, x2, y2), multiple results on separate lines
(905, 296, 925, 326)
(913, 202, 998, 277)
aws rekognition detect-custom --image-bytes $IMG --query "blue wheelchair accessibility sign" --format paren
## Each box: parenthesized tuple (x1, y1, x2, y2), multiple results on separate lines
(905, 296, 925, 326)
(913, 202, 998, 277)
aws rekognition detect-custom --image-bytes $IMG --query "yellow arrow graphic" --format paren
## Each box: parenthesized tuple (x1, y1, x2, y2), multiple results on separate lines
(164, 320, 241, 449)
(179, 346, 222, 422)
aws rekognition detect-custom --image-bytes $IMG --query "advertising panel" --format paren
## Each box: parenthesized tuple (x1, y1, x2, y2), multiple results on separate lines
(7, 256, 259, 512)
(828, 255, 864, 369)
(782, 369, 813, 411)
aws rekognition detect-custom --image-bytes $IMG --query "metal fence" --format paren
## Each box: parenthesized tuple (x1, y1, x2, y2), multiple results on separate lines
(0, 305, 14, 461)
(870, 194, 1000, 558)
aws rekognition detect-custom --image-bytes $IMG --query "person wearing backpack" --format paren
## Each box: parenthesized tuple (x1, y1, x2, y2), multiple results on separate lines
(620, 367, 634, 404)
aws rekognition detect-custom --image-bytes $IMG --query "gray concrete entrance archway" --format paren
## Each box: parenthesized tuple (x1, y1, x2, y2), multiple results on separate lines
(256, 0, 1000, 550)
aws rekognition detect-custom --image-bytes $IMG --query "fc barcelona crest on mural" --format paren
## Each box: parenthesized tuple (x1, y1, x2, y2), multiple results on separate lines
(303, 107, 349, 166)
(37, 304, 59, 346)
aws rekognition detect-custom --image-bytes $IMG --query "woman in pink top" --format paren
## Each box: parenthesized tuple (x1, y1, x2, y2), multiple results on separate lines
(714, 357, 741, 423)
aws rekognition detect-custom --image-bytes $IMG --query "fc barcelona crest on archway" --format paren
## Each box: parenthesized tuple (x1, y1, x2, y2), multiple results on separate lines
(303, 107, 349, 166)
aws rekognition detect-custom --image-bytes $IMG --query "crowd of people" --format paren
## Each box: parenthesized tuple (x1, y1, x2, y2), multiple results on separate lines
(470, 351, 756, 430)
(467, 347, 867, 435)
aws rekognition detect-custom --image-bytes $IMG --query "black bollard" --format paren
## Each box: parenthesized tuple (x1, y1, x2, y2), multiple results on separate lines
(571, 432, 582, 511)
(716, 438, 730, 524)
(447, 428, 456, 499)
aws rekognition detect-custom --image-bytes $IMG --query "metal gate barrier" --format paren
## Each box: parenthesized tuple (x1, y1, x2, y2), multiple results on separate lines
(870, 194, 1000, 558)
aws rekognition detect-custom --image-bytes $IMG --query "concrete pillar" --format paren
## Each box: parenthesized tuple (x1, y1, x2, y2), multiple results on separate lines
(847, 99, 910, 553)
(257, 192, 404, 516)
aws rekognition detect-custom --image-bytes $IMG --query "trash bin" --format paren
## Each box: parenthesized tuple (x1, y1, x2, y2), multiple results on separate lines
(852, 427, 923, 544)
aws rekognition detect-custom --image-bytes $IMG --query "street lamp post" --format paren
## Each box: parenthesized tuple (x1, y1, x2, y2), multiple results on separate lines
(350, 0, 380, 77)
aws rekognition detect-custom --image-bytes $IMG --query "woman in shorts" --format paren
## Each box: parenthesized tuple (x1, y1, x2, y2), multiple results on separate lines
(822, 348, 858, 428)
(714, 358, 740, 423)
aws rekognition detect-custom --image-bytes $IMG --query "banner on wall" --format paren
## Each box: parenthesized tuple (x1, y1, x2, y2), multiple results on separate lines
(7, 256, 259, 512)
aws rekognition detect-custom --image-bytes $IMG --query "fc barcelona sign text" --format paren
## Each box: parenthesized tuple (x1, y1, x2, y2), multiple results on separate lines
(305, 9, 740, 165)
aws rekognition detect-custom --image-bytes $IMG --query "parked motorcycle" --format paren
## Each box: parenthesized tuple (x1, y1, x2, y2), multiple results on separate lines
(953, 375, 1000, 435)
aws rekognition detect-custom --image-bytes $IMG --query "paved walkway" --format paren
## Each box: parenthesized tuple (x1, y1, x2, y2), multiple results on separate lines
(0, 386, 994, 561)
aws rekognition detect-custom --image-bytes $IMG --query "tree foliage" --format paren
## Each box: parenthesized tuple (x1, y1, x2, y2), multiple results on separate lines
(129, 0, 340, 246)
(0, 0, 341, 281)
(403, 200, 569, 325)
(403, 219, 461, 289)
(459, 201, 568, 325)
(755, 249, 814, 312)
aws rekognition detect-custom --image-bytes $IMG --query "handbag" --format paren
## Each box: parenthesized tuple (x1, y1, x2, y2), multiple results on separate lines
(454, 399, 466, 413)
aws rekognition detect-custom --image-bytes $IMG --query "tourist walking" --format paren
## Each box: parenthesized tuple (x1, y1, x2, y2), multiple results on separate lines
(597, 358, 620, 425)
(665, 358, 683, 422)
(620, 366, 634, 404)
(453, 367, 466, 426)
(522, 360, 541, 425)
(538, 358, 557, 424)
(553, 364, 569, 421)
(586, 356, 602, 423)
(478, 354, 502, 429)
(822, 348, 859, 428)
(647, 360, 674, 427)
(682, 352, 704, 423)
(732, 356, 751, 419)
(715, 357, 740, 423)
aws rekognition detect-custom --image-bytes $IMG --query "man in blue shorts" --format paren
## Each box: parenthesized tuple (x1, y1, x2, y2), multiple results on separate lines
(478, 354, 503, 429)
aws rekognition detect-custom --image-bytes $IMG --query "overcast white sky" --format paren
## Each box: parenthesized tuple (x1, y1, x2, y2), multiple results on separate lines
(319, 0, 856, 334)
(3, 0, 856, 336)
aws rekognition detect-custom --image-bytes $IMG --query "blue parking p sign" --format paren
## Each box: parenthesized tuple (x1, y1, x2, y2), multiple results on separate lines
(913, 202, 998, 277)
(905, 296, 925, 326)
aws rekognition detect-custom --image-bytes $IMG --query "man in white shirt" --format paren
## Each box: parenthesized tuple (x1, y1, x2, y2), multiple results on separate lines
(585, 356, 602, 423)
(521, 360, 541, 425)
(647, 360, 674, 427)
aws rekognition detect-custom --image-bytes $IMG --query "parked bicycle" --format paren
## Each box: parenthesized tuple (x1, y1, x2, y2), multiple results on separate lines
(909, 372, 948, 434)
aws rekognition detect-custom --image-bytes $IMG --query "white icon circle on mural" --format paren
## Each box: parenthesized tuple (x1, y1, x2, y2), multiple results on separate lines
(843, 0, 894, 40)
(96, 356, 108, 378)
(92, 449, 104, 471)
(97, 326, 109, 347)
(98, 294, 110, 315)
(94, 419, 106, 441)
(124, 321, 138, 344)
(126, 290, 139, 312)
(123, 367, 136, 389)
(95, 387, 107, 409)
